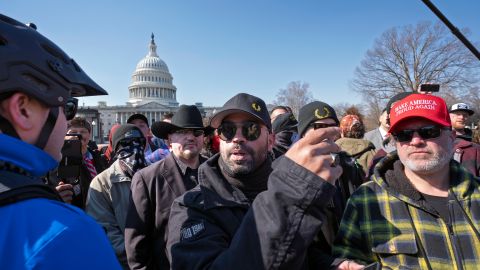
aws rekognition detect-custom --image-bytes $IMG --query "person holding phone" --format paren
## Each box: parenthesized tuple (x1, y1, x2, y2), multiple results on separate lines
(167, 93, 342, 269)
(55, 117, 107, 209)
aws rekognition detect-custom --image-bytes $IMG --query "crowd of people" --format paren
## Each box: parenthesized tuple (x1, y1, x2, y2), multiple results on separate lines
(2, 13, 480, 270)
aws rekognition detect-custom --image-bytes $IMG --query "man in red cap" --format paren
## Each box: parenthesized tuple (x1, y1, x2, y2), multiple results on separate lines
(333, 94, 480, 269)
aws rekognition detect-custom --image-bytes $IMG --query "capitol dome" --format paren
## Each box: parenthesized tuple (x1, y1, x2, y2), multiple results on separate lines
(135, 53, 169, 72)
(128, 34, 178, 107)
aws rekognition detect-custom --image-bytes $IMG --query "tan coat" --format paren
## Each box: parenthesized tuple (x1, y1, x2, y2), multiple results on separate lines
(86, 160, 132, 269)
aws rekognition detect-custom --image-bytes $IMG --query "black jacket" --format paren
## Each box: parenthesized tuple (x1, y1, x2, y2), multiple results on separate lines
(73, 148, 107, 209)
(125, 154, 206, 270)
(167, 154, 336, 270)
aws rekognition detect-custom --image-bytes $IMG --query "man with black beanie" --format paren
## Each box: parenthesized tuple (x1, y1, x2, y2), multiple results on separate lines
(296, 100, 366, 268)
(86, 124, 147, 269)
(167, 93, 342, 269)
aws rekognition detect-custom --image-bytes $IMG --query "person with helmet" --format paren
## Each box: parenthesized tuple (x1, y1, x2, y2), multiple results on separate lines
(0, 14, 121, 269)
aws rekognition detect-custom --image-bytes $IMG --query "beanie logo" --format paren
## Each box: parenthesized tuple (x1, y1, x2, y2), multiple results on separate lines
(252, 103, 261, 112)
(315, 108, 330, 119)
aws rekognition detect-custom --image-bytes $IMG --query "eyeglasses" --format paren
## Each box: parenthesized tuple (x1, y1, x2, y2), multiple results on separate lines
(309, 122, 338, 130)
(391, 125, 449, 142)
(64, 97, 78, 121)
(118, 137, 146, 148)
(173, 129, 205, 137)
(217, 121, 262, 141)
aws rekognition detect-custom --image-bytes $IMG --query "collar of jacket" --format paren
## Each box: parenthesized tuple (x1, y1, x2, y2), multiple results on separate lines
(109, 160, 132, 183)
(0, 134, 58, 177)
(171, 152, 207, 175)
(454, 138, 475, 149)
(197, 154, 251, 210)
(372, 152, 478, 207)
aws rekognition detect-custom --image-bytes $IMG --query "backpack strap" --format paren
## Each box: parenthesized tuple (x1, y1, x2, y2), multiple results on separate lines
(0, 170, 61, 207)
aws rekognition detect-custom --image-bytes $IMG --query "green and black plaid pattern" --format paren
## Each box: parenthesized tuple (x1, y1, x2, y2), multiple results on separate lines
(333, 154, 480, 270)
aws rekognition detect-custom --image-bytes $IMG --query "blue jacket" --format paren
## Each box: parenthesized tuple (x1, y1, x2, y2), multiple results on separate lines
(0, 134, 121, 270)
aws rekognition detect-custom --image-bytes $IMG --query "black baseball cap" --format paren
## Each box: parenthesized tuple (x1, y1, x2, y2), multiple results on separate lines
(297, 101, 339, 136)
(112, 124, 145, 152)
(385, 92, 413, 115)
(127, 113, 149, 127)
(210, 93, 272, 131)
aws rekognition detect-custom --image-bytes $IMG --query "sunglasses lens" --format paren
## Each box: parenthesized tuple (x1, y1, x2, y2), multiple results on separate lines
(394, 126, 443, 142)
(218, 122, 262, 141)
(218, 123, 236, 141)
(418, 126, 441, 139)
(311, 123, 338, 130)
(193, 130, 204, 137)
(242, 122, 261, 141)
(394, 130, 414, 142)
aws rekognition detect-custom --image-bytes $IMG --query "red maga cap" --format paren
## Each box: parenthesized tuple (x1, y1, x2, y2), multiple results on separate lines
(388, 94, 451, 133)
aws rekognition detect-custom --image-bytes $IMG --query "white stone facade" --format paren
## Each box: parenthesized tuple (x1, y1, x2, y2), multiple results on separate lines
(84, 34, 181, 141)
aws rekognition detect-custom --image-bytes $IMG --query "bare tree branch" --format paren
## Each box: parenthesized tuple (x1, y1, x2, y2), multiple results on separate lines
(351, 21, 480, 113)
(272, 81, 314, 116)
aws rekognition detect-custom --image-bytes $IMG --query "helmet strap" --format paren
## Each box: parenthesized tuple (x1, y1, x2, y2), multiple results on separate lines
(0, 107, 59, 150)
(34, 107, 59, 149)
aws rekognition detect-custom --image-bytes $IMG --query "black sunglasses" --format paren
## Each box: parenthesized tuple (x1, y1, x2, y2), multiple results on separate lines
(309, 122, 338, 130)
(64, 97, 78, 121)
(391, 125, 449, 142)
(118, 137, 146, 148)
(217, 121, 262, 141)
(173, 129, 205, 137)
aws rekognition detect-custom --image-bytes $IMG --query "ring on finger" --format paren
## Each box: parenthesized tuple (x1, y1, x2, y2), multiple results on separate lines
(330, 152, 340, 167)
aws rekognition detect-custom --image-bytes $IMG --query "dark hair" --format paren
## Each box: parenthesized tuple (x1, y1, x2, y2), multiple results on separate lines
(68, 117, 91, 133)
(163, 112, 174, 121)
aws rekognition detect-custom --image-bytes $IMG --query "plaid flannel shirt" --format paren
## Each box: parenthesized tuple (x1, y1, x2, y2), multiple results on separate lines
(333, 153, 480, 270)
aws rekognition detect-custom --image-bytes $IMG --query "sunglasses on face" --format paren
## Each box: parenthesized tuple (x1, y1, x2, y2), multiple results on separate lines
(391, 125, 449, 142)
(173, 129, 205, 137)
(309, 122, 338, 130)
(118, 137, 146, 148)
(217, 121, 262, 141)
(64, 97, 78, 121)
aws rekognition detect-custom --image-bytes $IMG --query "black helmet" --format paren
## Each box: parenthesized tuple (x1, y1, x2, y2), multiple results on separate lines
(0, 14, 107, 150)
(0, 14, 107, 107)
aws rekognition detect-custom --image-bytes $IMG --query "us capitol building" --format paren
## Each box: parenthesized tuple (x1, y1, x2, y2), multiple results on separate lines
(78, 34, 211, 142)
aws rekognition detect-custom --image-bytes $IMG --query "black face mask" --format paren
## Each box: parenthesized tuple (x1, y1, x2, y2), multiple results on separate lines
(115, 138, 146, 178)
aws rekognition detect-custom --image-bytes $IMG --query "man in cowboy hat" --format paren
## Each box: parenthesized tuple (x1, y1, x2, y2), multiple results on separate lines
(124, 105, 207, 270)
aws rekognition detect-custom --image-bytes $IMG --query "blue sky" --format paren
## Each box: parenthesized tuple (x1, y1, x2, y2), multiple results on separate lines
(2, 0, 479, 107)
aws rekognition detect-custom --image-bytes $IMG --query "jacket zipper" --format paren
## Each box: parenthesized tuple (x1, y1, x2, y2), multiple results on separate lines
(447, 202, 464, 270)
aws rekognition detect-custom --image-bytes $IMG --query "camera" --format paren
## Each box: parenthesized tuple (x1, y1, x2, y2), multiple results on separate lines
(56, 133, 83, 185)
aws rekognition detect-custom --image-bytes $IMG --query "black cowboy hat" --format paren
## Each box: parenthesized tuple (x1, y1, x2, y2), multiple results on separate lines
(151, 105, 204, 139)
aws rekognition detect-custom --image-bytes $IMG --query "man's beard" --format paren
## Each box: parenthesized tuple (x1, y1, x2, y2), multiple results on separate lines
(178, 148, 199, 160)
(221, 144, 257, 176)
(400, 144, 453, 173)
